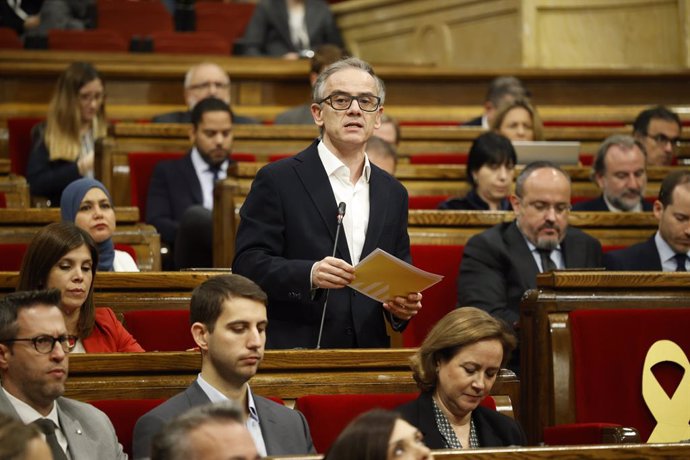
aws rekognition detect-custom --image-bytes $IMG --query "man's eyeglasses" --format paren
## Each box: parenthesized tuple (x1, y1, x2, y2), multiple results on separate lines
(523, 200, 571, 215)
(187, 81, 230, 91)
(646, 133, 682, 149)
(3, 335, 78, 354)
(318, 93, 381, 112)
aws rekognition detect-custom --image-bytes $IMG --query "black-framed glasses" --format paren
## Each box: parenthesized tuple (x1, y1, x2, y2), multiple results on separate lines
(3, 335, 78, 354)
(318, 93, 381, 112)
(646, 133, 682, 149)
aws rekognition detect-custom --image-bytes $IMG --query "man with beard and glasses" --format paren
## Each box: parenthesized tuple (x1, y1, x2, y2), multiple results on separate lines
(573, 135, 651, 212)
(457, 162, 602, 342)
(146, 97, 235, 269)
(605, 170, 690, 272)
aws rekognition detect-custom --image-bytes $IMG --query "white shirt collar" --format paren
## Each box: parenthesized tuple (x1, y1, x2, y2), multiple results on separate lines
(603, 194, 643, 212)
(317, 140, 371, 184)
(190, 147, 229, 176)
(1, 386, 59, 426)
(654, 231, 689, 270)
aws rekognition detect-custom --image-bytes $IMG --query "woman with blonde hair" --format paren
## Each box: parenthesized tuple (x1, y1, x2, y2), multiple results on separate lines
(27, 61, 107, 206)
(397, 307, 525, 449)
(490, 98, 544, 142)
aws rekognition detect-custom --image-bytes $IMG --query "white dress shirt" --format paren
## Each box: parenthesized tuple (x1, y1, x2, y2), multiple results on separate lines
(190, 147, 229, 210)
(196, 375, 267, 456)
(655, 231, 690, 271)
(525, 238, 565, 272)
(2, 387, 72, 459)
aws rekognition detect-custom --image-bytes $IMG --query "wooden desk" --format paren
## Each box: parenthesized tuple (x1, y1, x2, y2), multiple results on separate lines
(66, 349, 519, 417)
(520, 271, 690, 445)
(0, 207, 160, 270)
(0, 175, 29, 207)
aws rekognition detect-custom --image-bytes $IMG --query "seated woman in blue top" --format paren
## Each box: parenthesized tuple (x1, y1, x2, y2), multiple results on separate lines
(61, 177, 139, 272)
(438, 132, 516, 211)
(397, 307, 525, 449)
(27, 61, 106, 206)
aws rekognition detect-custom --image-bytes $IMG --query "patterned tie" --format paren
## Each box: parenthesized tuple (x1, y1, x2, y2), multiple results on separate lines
(674, 253, 687, 272)
(32, 418, 68, 460)
(537, 248, 557, 273)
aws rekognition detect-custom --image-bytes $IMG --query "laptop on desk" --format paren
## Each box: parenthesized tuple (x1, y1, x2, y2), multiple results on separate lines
(513, 141, 581, 165)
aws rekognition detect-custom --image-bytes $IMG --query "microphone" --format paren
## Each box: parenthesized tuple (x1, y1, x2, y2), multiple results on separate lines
(316, 202, 346, 349)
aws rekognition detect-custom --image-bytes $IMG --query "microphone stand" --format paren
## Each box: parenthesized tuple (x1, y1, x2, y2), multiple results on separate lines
(316, 202, 346, 349)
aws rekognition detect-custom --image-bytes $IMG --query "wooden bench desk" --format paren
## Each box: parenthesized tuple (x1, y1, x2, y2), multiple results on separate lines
(0, 207, 160, 270)
(0, 175, 29, 207)
(66, 349, 519, 417)
(520, 271, 690, 445)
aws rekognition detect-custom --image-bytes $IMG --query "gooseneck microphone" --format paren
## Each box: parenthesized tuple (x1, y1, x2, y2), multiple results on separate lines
(316, 202, 347, 349)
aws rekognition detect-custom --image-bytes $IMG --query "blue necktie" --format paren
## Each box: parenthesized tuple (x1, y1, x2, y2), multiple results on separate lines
(674, 253, 687, 272)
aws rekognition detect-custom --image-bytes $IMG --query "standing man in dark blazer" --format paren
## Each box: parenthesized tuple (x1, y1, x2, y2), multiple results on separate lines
(605, 170, 690, 271)
(133, 275, 314, 459)
(573, 135, 652, 212)
(458, 162, 603, 329)
(233, 57, 422, 349)
(146, 97, 234, 269)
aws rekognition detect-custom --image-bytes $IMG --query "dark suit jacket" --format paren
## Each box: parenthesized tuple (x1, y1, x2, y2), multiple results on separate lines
(461, 115, 484, 127)
(146, 152, 204, 245)
(132, 381, 314, 459)
(26, 122, 83, 206)
(274, 104, 314, 125)
(457, 221, 602, 326)
(151, 110, 258, 125)
(241, 0, 344, 56)
(572, 194, 653, 212)
(0, 389, 126, 460)
(396, 392, 526, 449)
(233, 140, 410, 348)
(604, 236, 662, 270)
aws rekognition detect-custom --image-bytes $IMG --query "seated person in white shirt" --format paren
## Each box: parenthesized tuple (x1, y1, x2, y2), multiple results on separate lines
(132, 274, 315, 460)
(605, 170, 690, 271)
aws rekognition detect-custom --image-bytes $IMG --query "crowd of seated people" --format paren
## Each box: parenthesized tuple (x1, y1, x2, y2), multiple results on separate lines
(2, 16, 690, 458)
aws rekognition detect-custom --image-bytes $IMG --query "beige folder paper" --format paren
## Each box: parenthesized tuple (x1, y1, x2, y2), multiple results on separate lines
(350, 248, 443, 302)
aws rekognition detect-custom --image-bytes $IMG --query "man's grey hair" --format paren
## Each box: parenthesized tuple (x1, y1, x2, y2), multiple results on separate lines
(150, 401, 244, 460)
(184, 62, 230, 89)
(486, 76, 528, 107)
(592, 134, 647, 178)
(312, 57, 386, 105)
(515, 161, 571, 198)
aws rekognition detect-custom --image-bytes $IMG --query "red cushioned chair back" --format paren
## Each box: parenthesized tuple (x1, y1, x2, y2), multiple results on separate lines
(409, 153, 468, 165)
(403, 245, 463, 347)
(97, 0, 173, 42)
(49, 29, 128, 52)
(231, 153, 257, 162)
(90, 399, 166, 457)
(8, 117, 43, 176)
(408, 195, 449, 210)
(0, 243, 28, 270)
(570, 308, 690, 441)
(122, 310, 195, 351)
(0, 193, 5, 208)
(195, 2, 256, 51)
(128, 152, 184, 222)
(295, 393, 418, 453)
(114, 243, 138, 262)
(0, 27, 22, 49)
(296, 393, 496, 453)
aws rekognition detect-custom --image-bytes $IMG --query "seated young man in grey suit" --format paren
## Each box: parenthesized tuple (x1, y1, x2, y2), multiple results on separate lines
(0, 289, 126, 460)
(132, 274, 314, 459)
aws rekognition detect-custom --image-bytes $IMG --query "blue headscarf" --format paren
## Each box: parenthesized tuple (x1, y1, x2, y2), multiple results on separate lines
(60, 178, 115, 271)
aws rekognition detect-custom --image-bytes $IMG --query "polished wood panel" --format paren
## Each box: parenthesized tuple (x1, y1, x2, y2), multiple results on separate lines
(520, 271, 690, 445)
(0, 175, 29, 207)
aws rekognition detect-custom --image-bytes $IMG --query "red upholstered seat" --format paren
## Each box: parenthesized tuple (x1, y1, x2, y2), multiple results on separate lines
(546, 308, 690, 444)
(231, 153, 257, 162)
(151, 31, 231, 55)
(408, 195, 449, 209)
(7, 117, 43, 176)
(195, 2, 255, 53)
(409, 153, 468, 165)
(97, 0, 173, 42)
(114, 243, 138, 262)
(404, 244, 463, 347)
(122, 309, 195, 351)
(296, 393, 496, 453)
(0, 243, 28, 270)
(0, 27, 22, 49)
(128, 152, 184, 222)
(90, 399, 165, 457)
(48, 29, 128, 52)
(268, 153, 293, 162)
